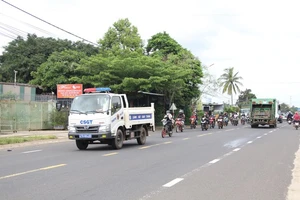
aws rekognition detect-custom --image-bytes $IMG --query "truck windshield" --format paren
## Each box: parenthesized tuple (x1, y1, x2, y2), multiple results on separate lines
(70, 94, 110, 114)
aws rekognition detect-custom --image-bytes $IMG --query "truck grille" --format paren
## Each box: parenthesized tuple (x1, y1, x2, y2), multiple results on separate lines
(76, 125, 99, 133)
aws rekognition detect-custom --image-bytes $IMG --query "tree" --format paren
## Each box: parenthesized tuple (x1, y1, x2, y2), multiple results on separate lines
(30, 50, 88, 91)
(146, 31, 203, 109)
(0, 34, 99, 83)
(98, 18, 144, 55)
(218, 67, 243, 105)
(146, 32, 182, 58)
(236, 89, 256, 108)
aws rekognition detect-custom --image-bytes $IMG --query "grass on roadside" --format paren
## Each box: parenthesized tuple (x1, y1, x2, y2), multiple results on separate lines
(0, 135, 58, 145)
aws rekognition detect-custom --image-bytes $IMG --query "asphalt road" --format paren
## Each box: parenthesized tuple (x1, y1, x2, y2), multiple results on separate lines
(0, 122, 299, 200)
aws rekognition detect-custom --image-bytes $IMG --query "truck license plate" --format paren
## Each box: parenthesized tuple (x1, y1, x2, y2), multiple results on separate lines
(79, 134, 92, 138)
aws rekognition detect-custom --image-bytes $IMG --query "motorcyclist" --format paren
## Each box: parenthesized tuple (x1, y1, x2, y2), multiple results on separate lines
(218, 112, 224, 120)
(293, 112, 300, 123)
(190, 111, 198, 126)
(287, 111, 293, 121)
(177, 109, 186, 128)
(241, 112, 246, 124)
(163, 110, 173, 131)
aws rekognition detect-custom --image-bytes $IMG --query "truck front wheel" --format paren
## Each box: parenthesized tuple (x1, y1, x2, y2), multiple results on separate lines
(76, 140, 89, 150)
(137, 127, 147, 145)
(112, 129, 124, 149)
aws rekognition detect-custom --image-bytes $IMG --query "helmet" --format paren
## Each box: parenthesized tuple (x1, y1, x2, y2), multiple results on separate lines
(166, 110, 170, 114)
(179, 109, 184, 114)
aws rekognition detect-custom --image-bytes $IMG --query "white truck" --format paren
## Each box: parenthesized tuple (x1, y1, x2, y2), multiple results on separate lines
(68, 87, 155, 150)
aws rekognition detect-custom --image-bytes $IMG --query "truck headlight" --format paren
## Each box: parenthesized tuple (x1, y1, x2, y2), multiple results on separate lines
(68, 126, 76, 133)
(99, 125, 110, 132)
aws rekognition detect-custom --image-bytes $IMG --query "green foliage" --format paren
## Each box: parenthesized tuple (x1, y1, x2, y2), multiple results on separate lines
(30, 50, 88, 91)
(0, 34, 98, 83)
(146, 32, 182, 56)
(236, 89, 256, 108)
(50, 109, 68, 127)
(1, 18, 206, 126)
(98, 18, 143, 55)
(224, 105, 240, 114)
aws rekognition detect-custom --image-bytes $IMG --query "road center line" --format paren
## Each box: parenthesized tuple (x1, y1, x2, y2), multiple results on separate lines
(256, 136, 262, 139)
(264, 133, 268, 136)
(247, 141, 253, 144)
(163, 178, 184, 187)
(233, 148, 241, 152)
(164, 141, 172, 144)
(103, 152, 118, 156)
(0, 164, 66, 180)
(21, 150, 42, 154)
(183, 138, 189, 140)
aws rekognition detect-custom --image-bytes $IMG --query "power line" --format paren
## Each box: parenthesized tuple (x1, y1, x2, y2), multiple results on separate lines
(0, 30, 16, 39)
(0, 12, 57, 37)
(1, 0, 99, 46)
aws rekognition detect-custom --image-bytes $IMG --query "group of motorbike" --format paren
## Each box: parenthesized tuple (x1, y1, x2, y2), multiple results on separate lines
(161, 110, 250, 137)
(287, 116, 300, 130)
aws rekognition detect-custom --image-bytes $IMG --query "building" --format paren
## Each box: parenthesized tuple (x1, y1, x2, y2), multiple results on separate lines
(0, 82, 37, 101)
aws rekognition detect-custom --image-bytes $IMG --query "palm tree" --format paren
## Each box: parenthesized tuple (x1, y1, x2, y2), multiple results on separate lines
(218, 67, 243, 105)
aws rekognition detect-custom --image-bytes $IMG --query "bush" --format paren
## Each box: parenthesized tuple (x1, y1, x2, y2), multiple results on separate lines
(50, 109, 68, 128)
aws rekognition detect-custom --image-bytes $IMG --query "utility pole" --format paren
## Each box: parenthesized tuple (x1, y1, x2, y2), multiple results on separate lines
(14, 70, 18, 87)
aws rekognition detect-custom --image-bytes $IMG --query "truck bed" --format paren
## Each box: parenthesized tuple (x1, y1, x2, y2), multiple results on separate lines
(123, 105, 155, 130)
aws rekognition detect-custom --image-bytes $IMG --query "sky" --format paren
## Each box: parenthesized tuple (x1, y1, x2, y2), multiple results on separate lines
(1, 0, 300, 107)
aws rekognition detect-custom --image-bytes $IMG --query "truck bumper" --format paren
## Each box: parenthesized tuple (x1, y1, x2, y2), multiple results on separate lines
(251, 119, 276, 125)
(68, 132, 114, 140)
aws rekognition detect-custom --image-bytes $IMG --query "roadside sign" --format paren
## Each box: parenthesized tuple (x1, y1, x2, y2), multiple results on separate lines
(169, 103, 177, 110)
(57, 84, 83, 98)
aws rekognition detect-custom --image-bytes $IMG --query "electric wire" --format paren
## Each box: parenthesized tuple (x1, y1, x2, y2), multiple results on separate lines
(1, 0, 99, 46)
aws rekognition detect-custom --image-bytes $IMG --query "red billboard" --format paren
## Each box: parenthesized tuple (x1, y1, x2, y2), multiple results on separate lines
(57, 84, 83, 98)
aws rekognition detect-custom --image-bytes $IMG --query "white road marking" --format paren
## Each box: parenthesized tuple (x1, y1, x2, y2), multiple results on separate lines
(247, 141, 253, 144)
(256, 136, 262, 139)
(21, 150, 42, 154)
(209, 159, 220, 164)
(233, 148, 241, 152)
(163, 178, 184, 187)
(264, 133, 268, 136)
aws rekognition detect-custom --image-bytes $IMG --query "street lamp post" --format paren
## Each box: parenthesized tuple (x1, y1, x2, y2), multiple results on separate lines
(14, 70, 18, 87)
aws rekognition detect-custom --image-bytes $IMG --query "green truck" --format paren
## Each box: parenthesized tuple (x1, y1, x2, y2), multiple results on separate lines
(250, 98, 279, 128)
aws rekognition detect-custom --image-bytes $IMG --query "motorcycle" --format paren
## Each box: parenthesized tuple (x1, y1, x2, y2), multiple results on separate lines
(209, 117, 215, 128)
(190, 116, 197, 129)
(232, 118, 238, 126)
(161, 118, 173, 138)
(217, 118, 223, 129)
(277, 115, 283, 123)
(175, 118, 184, 132)
(201, 117, 208, 131)
(288, 118, 292, 125)
(241, 116, 245, 125)
(295, 121, 299, 130)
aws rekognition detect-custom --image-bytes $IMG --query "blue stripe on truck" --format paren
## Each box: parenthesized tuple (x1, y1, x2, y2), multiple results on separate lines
(129, 113, 152, 120)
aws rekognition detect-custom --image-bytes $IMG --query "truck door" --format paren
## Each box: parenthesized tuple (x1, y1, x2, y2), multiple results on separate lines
(111, 96, 123, 131)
